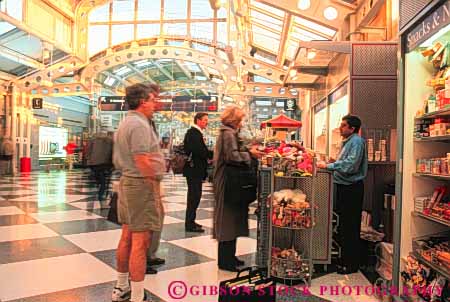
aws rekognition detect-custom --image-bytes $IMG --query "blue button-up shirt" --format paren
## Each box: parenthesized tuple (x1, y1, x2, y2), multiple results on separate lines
(327, 133, 368, 185)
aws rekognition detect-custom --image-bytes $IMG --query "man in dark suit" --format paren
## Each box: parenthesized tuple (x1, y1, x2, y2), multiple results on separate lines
(183, 112, 213, 232)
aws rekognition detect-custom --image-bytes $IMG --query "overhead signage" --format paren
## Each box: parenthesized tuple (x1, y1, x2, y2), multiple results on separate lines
(314, 98, 327, 114)
(284, 99, 297, 111)
(328, 82, 348, 105)
(407, 0, 450, 52)
(32, 98, 43, 109)
(101, 115, 113, 127)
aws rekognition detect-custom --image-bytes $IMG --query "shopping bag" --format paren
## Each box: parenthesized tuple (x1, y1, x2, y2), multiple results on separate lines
(218, 267, 275, 302)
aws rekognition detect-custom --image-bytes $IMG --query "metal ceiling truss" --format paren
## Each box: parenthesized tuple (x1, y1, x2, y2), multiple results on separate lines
(80, 44, 237, 93)
(241, 56, 286, 84)
(229, 83, 299, 98)
(125, 63, 156, 84)
(0, 45, 44, 70)
(30, 82, 90, 98)
(16, 56, 85, 91)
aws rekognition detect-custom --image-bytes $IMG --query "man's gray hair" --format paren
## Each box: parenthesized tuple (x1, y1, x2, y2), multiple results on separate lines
(125, 83, 153, 110)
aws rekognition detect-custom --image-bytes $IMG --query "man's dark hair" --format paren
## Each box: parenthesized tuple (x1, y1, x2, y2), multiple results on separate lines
(342, 114, 362, 133)
(194, 112, 208, 124)
(147, 84, 161, 95)
(125, 83, 152, 110)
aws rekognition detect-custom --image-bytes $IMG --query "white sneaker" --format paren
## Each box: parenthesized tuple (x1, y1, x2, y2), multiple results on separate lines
(112, 286, 131, 302)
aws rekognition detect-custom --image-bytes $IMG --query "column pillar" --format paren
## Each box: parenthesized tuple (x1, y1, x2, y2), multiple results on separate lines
(10, 85, 17, 175)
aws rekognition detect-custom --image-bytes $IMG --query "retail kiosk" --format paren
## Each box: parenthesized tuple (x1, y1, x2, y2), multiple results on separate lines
(396, 0, 450, 298)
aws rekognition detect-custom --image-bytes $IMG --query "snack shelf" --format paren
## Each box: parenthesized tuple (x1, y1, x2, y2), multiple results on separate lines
(415, 107, 450, 120)
(411, 252, 450, 280)
(414, 135, 450, 142)
(413, 173, 450, 181)
(413, 211, 450, 227)
(272, 225, 313, 231)
(270, 256, 311, 281)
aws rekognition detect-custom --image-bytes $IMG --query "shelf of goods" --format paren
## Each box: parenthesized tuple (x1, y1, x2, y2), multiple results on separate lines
(407, 41, 450, 293)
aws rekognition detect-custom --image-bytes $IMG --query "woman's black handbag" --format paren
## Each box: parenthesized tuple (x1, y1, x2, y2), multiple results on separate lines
(223, 161, 257, 206)
(218, 267, 275, 302)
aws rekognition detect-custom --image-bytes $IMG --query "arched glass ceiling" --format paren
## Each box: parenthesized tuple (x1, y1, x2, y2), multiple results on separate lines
(247, 0, 337, 63)
(88, 0, 228, 56)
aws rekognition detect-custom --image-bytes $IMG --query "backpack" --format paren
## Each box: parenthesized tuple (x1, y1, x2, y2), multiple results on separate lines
(170, 144, 191, 174)
(0, 138, 13, 156)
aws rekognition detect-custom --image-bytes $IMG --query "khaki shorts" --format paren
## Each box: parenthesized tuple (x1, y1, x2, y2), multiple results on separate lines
(118, 176, 164, 232)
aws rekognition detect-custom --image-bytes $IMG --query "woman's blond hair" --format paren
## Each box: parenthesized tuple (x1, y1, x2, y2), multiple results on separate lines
(221, 105, 245, 128)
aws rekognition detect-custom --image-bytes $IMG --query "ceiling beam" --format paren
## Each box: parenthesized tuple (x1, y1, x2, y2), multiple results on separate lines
(125, 63, 157, 84)
(174, 60, 193, 79)
(152, 60, 174, 81)
(0, 70, 16, 82)
(0, 45, 44, 70)
(294, 66, 329, 76)
(277, 14, 292, 66)
(296, 41, 352, 54)
(288, 82, 321, 89)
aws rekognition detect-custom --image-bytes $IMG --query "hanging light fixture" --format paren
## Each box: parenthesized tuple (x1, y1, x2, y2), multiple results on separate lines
(307, 50, 317, 59)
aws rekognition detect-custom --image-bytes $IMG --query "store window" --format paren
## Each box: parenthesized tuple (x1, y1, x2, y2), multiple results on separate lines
(313, 99, 327, 155)
(328, 83, 349, 159)
(137, 24, 160, 39)
(88, 25, 109, 55)
(217, 22, 228, 45)
(137, 0, 161, 20)
(164, 0, 187, 20)
(89, 3, 109, 22)
(163, 23, 187, 36)
(191, 22, 213, 41)
(191, 0, 214, 18)
(112, 0, 135, 21)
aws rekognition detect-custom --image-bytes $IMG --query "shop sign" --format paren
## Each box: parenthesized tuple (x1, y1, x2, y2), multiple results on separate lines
(32, 98, 43, 109)
(406, 0, 450, 52)
(101, 115, 113, 127)
(314, 98, 327, 113)
(284, 99, 297, 111)
(328, 82, 348, 105)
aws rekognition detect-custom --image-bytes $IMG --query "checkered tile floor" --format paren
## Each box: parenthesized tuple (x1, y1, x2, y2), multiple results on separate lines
(0, 170, 379, 302)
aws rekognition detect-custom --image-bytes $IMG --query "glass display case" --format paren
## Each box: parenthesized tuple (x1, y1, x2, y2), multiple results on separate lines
(328, 83, 349, 160)
(313, 99, 327, 156)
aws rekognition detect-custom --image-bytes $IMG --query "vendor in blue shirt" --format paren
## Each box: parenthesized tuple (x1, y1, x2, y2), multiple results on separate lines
(317, 114, 368, 275)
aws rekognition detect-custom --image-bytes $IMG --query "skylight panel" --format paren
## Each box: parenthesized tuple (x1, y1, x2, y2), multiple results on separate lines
(104, 77, 116, 86)
(133, 60, 153, 67)
(294, 16, 336, 37)
(114, 66, 132, 76)
(250, 10, 283, 32)
(291, 26, 328, 41)
(254, 53, 277, 65)
(250, 0, 285, 18)
(184, 62, 202, 72)
(252, 25, 280, 53)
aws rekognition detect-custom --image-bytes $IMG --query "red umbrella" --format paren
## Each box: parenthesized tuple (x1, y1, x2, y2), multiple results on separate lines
(260, 114, 302, 129)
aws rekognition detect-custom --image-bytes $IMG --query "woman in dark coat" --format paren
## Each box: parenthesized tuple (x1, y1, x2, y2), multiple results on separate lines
(213, 106, 263, 272)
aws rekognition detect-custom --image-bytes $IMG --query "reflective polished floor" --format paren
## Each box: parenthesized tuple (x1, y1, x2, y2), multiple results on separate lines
(0, 170, 379, 302)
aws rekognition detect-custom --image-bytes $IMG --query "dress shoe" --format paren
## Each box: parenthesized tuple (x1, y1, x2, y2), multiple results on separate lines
(146, 266, 158, 274)
(337, 265, 358, 275)
(185, 225, 205, 233)
(218, 264, 239, 272)
(234, 257, 245, 266)
(148, 257, 165, 266)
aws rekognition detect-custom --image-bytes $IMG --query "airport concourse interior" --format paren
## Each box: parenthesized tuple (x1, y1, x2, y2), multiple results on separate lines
(0, 0, 449, 302)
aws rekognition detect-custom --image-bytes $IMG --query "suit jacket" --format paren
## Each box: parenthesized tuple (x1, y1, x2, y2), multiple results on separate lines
(183, 127, 213, 179)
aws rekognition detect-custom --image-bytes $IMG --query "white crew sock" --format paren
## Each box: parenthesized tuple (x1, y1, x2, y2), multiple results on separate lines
(130, 281, 145, 302)
(116, 272, 129, 289)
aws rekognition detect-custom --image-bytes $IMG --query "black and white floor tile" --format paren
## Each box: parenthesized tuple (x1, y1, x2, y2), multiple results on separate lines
(0, 170, 379, 302)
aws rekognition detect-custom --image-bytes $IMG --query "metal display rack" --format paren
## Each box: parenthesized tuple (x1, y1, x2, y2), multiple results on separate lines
(268, 172, 315, 285)
(256, 165, 333, 273)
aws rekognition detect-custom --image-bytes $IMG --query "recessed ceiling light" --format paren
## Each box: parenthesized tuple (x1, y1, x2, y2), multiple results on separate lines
(289, 69, 297, 77)
(324, 6, 338, 20)
(297, 0, 310, 10)
(307, 51, 316, 59)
